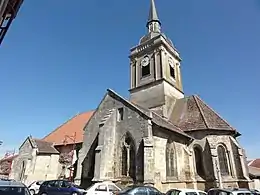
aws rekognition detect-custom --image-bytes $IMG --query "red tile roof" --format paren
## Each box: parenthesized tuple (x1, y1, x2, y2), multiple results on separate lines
(43, 111, 94, 146)
(249, 159, 260, 168)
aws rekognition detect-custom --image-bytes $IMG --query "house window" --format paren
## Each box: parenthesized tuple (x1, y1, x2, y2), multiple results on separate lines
(166, 142, 177, 177)
(141, 56, 150, 77)
(194, 146, 205, 177)
(217, 145, 230, 176)
(117, 108, 124, 122)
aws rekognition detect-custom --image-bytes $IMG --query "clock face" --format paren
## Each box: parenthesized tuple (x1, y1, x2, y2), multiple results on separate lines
(141, 56, 150, 67)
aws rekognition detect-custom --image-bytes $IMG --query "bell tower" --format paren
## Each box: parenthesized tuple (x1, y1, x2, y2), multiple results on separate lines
(129, 0, 184, 118)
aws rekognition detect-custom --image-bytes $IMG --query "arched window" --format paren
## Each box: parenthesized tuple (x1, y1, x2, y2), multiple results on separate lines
(166, 142, 177, 177)
(217, 145, 229, 176)
(194, 146, 205, 177)
(121, 133, 136, 180)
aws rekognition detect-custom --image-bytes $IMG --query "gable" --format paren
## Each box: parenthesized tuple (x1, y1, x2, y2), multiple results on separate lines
(19, 136, 36, 154)
(82, 89, 192, 140)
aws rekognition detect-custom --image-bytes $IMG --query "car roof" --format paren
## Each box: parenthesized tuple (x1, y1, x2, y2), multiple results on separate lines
(170, 188, 206, 193)
(0, 180, 26, 187)
(208, 188, 252, 193)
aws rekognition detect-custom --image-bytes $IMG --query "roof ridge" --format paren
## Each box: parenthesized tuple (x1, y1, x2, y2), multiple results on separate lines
(193, 95, 210, 129)
(151, 110, 183, 132)
(42, 111, 93, 140)
(194, 95, 235, 130)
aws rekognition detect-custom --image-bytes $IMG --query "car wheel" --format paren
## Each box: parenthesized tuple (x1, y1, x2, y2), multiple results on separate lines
(72, 192, 78, 195)
(41, 193, 48, 195)
(30, 189, 35, 195)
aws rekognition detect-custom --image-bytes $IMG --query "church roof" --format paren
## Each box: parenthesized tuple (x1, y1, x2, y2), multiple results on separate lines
(169, 95, 236, 132)
(107, 89, 193, 139)
(43, 111, 94, 146)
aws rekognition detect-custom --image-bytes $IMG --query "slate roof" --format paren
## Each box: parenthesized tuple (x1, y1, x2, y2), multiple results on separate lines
(33, 139, 59, 154)
(169, 95, 236, 133)
(43, 111, 94, 146)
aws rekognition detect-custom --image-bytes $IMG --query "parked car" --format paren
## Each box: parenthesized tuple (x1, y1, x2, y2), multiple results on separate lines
(117, 185, 164, 195)
(38, 180, 87, 195)
(166, 188, 207, 195)
(85, 181, 121, 195)
(27, 180, 43, 195)
(207, 188, 253, 195)
(251, 190, 260, 195)
(0, 179, 30, 195)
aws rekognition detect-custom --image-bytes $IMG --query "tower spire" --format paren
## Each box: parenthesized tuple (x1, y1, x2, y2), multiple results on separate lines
(146, 0, 161, 33)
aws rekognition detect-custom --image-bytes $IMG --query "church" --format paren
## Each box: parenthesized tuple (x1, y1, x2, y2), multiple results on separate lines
(75, 0, 251, 191)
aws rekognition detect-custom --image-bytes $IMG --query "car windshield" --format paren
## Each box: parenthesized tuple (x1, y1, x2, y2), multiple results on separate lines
(0, 186, 30, 195)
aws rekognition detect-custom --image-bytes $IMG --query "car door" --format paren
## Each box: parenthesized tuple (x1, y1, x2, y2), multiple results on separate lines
(57, 180, 72, 195)
(46, 180, 59, 195)
(107, 184, 121, 195)
(94, 183, 109, 195)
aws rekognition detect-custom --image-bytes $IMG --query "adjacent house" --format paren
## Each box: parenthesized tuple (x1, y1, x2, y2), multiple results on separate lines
(0, 154, 17, 179)
(10, 136, 60, 185)
(248, 159, 260, 190)
(9, 111, 94, 184)
(0, 0, 24, 45)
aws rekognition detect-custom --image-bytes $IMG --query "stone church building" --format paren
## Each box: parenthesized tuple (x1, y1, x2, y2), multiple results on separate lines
(75, 0, 251, 192)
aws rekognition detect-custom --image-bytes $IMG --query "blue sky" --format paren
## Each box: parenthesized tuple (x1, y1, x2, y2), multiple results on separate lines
(0, 0, 259, 159)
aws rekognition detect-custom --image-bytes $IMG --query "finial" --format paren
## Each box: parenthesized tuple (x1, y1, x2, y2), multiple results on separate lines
(146, 0, 161, 32)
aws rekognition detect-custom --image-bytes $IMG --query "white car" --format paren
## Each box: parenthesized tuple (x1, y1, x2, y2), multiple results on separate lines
(85, 181, 121, 195)
(166, 188, 207, 195)
(27, 180, 43, 195)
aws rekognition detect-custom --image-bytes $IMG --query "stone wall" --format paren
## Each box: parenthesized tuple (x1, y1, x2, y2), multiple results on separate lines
(76, 92, 149, 186)
(10, 138, 36, 184)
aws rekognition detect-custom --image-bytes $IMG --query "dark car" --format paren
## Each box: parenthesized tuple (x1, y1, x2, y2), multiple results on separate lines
(38, 180, 87, 195)
(117, 185, 164, 195)
(0, 180, 30, 195)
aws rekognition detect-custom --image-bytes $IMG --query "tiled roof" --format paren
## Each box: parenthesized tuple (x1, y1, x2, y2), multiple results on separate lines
(249, 159, 260, 168)
(43, 111, 94, 146)
(248, 166, 260, 177)
(169, 95, 236, 132)
(33, 139, 59, 154)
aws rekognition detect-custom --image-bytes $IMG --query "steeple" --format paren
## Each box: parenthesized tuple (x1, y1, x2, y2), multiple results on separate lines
(129, 0, 184, 118)
(146, 0, 161, 33)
